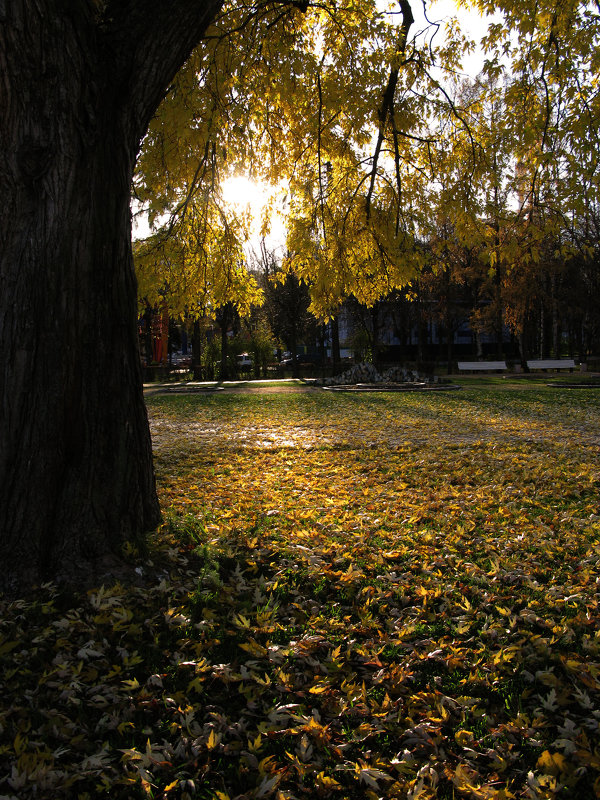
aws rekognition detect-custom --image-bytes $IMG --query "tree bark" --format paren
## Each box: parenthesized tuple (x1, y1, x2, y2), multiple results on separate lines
(0, 0, 222, 590)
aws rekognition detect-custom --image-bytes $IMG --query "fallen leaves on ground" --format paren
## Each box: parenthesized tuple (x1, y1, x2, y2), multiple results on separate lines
(1, 388, 599, 799)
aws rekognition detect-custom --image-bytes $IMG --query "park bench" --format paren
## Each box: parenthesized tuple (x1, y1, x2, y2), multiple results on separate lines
(458, 361, 507, 372)
(526, 359, 576, 372)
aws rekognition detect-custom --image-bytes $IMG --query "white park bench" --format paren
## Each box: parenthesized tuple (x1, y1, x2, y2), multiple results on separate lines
(526, 359, 576, 371)
(458, 361, 507, 372)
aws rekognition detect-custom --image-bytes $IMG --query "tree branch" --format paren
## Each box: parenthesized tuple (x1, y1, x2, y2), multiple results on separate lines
(365, 0, 414, 221)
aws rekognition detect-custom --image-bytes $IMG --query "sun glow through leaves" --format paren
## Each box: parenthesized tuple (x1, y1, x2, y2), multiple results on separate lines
(220, 175, 288, 251)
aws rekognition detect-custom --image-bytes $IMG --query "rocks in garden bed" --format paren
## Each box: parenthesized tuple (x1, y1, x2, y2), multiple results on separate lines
(322, 362, 381, 385)
(322, 363, 440, 387)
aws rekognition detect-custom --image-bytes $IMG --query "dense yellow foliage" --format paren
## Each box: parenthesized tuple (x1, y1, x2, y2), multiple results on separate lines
(134, 0, 600, 323)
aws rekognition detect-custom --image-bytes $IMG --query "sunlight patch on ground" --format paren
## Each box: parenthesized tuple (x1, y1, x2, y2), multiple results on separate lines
(149, 390, 600, 456)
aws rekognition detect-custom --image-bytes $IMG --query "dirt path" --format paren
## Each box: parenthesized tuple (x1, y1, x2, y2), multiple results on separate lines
(144, 380, 321, 397)
(144, 375, 600, 396)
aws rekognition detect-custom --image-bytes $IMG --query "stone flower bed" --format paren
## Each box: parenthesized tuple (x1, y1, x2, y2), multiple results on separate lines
(322, 362, 442, 387)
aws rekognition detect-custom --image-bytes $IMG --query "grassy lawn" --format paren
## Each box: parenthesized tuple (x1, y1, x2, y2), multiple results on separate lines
(1, 388, 600, 799)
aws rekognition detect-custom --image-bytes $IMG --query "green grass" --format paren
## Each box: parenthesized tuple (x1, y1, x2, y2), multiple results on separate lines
(1, 387, 599, 799)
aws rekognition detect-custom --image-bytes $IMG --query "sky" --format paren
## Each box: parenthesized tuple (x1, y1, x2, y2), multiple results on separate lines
(415, 0, 504, 80)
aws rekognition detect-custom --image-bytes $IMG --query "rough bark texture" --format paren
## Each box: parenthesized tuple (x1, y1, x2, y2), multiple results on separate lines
(0, 0, 223, 591)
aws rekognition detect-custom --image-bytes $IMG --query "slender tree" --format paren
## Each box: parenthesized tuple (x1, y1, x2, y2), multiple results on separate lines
(261, 248, 312, 378)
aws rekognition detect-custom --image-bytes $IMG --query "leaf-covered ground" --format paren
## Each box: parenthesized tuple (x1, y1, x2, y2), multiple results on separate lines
(2, 388, 600, 799)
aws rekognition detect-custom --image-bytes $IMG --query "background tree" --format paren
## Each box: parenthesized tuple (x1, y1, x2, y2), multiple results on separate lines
(259, 245, 313, 378)
(135, 184, 262, 381)
(472, 0, 600, 360)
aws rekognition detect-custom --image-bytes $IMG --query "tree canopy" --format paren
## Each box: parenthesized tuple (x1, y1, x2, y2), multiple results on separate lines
(134, 0, 600, 336)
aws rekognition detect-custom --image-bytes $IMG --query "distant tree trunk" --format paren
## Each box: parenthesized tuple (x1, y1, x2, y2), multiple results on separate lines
(494, 265, 504, 360)
(0, 0, 223, 590)
(319, 323, 327, 381)
(438, 259, 453, 373)
(142, 304, 154, 367)
(291, 334, 300, 379)
(475, 326, 483, 359)
(551, 273, 560, 356)
(415, 284, 427, 367)
(575, 323, 585, 364)
(371, 305, 380, 368)
(217, 304, 234, 380)
(331, 315, 341, 372)
(443, 276, 454, 374)
(446, 328, 454, 375)
(192, 319, 204, 380)
(161, 300, 170, 366)
(539, 298, 546, 358)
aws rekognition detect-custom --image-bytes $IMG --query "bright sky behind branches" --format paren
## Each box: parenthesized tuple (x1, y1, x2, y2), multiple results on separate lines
(132, 0, 497, 245)
(213, 0, 499, 254)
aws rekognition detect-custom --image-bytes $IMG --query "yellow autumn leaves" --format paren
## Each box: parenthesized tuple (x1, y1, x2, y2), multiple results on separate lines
(0, 387, 599, 798)
(143, 387, 600, 798)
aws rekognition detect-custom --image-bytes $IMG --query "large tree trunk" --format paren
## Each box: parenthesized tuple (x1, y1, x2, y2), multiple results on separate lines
(0, 0, 222, 590)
